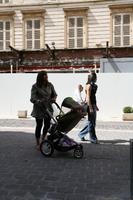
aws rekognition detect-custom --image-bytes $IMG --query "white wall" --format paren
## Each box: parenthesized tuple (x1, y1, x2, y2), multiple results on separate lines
(0, 73, 133, 121)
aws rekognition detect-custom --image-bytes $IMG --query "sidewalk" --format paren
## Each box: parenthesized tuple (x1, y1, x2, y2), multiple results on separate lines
(0, 118, 132, 200)
(0, 118, 133, 144)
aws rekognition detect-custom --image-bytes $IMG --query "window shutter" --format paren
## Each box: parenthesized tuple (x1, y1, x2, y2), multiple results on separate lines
(0, 42, 3, 50)
(26, 20, 32, 49)
(69, 18, 75, 28)
(34, 30, 40, 40)
(0, 22, 3, 31)
(77, 17, 83, 27)
(123, 14, 130, 46)
(34, 40, 40, 49)
(27, 31, 32, 40)
(0, 22, 4, 50)
(6, 32, 10, 41)
(27, 31, 32, 49)
(27, 40, 32, 49)
(34, 20, 40, 49)
(0, 21, 10, 51)
(114, 37, 121, 47)
(77, 17, 83, 48)
(0, 22, 3, 50)
(114, 15, 121, 46)
(6, 41, 10, 50)
(0, 32, 3, 40)
(26, 19, 41, 50)
(5, 21, 10, 49)
(69, 39, 75, 49)
(68, 17, 75, 48)
(113, 14, 130, 47)
(68, 17, 83, 48)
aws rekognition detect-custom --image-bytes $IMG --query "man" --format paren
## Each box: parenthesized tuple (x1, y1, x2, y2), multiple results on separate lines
(73, 84, 84, 105)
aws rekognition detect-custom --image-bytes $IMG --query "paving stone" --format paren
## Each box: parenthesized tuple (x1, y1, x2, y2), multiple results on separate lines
(0, 119, 132, 199)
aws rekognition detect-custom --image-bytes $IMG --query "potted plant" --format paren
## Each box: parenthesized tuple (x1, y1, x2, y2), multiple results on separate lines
(122, 106, 133, 121)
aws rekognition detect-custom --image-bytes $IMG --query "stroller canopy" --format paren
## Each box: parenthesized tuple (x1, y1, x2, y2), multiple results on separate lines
(56, 97, 85, 133)
(61, 97, 81, 110)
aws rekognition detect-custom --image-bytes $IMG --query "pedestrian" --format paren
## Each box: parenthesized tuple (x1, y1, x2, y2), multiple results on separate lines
(30, 71, 57, 150)
(78, 72, 99, 143)
(73, 84, 84, 105)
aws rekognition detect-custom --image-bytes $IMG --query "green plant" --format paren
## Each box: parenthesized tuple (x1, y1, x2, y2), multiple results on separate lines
(123, 106, 133, 113)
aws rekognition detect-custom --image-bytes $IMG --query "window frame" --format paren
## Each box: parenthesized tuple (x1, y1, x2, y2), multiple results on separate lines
(22, 10, 45, 50)
(24, 18, 42, 50)
(110, 4, 133, 47)
(0, 15, 14, 51)
(64, 8, 88, 49)
(112, 13, 131, 47)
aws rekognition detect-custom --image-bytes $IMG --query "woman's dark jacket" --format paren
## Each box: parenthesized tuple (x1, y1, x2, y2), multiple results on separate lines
(30, 82, 57, 119)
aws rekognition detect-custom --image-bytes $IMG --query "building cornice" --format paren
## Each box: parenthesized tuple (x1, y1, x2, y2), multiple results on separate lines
(21, 8, 45, 15)
(63, 7, 89, 12)
(109, 4, 133, 9)
(109, 3, 133, 14)
(0, 10, 15, 16)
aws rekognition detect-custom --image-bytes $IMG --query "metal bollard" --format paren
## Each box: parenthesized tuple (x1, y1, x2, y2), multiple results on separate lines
(130, 139, 133, 199)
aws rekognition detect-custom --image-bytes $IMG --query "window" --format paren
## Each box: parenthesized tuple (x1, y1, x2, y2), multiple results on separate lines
(68, 17, 84, 48)
(0, 0, 9, 3)
(25, 19, 41, 50)
(113, 14, 131, 47)
(64, 8, 88, 49)
(0, 21, 11, 50)
(109, 4, 133, 47)
(22, 9, 45, 50)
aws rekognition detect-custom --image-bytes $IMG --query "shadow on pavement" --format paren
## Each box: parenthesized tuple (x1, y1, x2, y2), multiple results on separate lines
(0, 131, 130, 200)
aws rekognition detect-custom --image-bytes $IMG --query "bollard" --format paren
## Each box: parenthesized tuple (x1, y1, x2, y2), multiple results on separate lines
(130, 139, 133, 199)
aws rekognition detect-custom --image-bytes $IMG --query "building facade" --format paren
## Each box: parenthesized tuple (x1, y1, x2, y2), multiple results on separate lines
(0, 0, 133, 72)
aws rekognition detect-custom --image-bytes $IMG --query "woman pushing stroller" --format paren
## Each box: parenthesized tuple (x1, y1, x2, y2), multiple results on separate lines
(30, 71, 57, 150)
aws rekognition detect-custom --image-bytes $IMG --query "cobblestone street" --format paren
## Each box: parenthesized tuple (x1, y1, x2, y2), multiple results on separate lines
(0, 118, 132, 200)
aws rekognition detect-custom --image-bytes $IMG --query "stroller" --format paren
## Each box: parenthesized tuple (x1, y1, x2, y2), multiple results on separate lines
(40, 97, 86, 159)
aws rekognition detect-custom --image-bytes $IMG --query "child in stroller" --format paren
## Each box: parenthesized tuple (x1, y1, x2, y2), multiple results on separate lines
(40, 97, 86, 158)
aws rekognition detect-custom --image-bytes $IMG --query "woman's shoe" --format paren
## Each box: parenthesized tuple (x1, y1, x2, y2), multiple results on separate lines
(90, 138, 99, 144)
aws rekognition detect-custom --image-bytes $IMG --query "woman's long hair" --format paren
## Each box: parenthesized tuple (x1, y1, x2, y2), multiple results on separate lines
(86, 74, 91, 85)
(36, 71, 47, 88)
(90, 71, 97, 83)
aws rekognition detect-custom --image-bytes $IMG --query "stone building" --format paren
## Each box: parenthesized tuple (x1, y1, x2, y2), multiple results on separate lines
(0, 0, 133, 72)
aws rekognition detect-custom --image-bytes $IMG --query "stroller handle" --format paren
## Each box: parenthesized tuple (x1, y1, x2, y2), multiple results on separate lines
(54, 102, 64, 115)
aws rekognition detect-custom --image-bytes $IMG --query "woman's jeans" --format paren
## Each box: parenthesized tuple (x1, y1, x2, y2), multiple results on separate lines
(79, 105, 97, 140)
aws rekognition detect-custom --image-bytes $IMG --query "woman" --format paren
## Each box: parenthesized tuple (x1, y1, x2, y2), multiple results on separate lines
(30, 71, 57, 149)
(78, 72, 99, 143)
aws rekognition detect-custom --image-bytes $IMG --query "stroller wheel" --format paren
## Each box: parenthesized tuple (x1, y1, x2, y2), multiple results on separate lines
(40, 140, 54, 157)
(73, 146, 83, 159)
